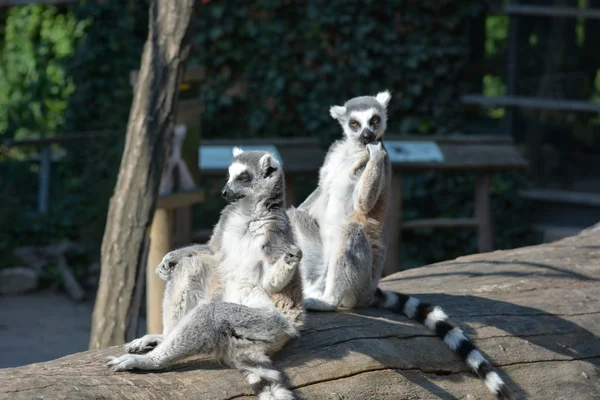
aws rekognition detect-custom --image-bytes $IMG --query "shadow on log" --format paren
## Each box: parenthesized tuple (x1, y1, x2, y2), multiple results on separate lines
(2, 224, 600, 399)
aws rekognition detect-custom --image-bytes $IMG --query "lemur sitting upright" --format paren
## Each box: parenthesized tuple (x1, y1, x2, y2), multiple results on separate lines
(107, 149, 304, 400)
(160, 93, 513, 399)
(287, 91, 512, 399)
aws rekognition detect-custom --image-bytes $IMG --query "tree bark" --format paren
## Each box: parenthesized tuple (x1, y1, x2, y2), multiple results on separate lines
(2, 223, 600, 399)
(88, 0, 196, 350)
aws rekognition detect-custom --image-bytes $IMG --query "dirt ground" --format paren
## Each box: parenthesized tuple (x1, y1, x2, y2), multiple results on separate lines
(0, 291, 145, 369)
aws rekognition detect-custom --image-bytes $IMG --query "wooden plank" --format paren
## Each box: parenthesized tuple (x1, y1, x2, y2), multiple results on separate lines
(156, 189, 205, 210)
(391, 144, 528, 171)
(497, 4, 600, 20)
(519, 188, 600, 207)
(146, 208, 173, 335)
(3, 131, 119, 148)
(401, 218, 478, 230)
(475, 174, 493, 253)
(384, 134, 516, 145)
(198, 136, 527, 174)
(462, 94, 600, 113)
(191, 228, 213, 242)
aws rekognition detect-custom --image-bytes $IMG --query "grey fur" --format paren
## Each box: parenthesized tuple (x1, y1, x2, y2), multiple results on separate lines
(155, 91, 512, 398)
(291, 90, 392, 310)
(107, 150, 304, 400)
(292, 91, 513, 399)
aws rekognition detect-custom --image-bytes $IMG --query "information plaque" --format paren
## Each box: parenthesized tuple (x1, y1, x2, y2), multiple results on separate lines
(199, 145, 284, 170)
(385, 141, 444, 163)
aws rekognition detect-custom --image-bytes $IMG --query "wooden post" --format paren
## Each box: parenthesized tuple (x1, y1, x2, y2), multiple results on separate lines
(475, 173, 493, 253)
(38, 146, 51, 214)
(146, 207, 173, 334)
(383, 172, 402, 276)
(285, 175, 296, 207)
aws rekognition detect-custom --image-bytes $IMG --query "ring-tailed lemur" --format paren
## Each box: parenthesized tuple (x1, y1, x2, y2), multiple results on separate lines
(287, 91, 512, 399)
(107, 149, 304, 400)
(159, 93, 513, 399)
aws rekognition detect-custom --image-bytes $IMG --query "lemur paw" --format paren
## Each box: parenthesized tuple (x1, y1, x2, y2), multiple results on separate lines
(283, 245, 302, 268)
(303, 297, 336, 311)
(156, 249, 193, 280)
(106, 354, 142, 372)
(125, 335, 163, 354)
(366, 141, 385, 159)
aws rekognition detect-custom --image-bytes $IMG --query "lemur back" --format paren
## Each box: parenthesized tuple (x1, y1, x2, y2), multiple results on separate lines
(107, 149, 303, 400)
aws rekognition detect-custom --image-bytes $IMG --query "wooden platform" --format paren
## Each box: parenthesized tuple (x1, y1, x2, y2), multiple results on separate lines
(1, 223, 600, 399)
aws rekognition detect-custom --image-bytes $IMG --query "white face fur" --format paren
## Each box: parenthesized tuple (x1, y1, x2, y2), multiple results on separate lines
(329, 90, 391, 145)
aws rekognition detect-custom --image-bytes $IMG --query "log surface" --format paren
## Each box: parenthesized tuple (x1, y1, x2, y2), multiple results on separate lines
(2, 224, 600, 399)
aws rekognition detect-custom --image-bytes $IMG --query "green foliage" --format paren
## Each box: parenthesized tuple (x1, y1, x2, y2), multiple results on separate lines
(0, 2, 147, 269)
(194, 0, 484, 142)
(0, 4, 88, 140)
(192, 0, 533, 268)
(0, 0, 535, 274)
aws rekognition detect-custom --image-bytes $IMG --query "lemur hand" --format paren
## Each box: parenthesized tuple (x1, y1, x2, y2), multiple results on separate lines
(366, 140, 385, 160)
(283, 245, 302, 269)
(156, 248, 194, 280)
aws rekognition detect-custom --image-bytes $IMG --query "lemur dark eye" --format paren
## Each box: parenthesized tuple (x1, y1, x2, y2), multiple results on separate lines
(371, 116, 381, 125)
(237, 172, 251, 183)
(350, 120, 359, 127)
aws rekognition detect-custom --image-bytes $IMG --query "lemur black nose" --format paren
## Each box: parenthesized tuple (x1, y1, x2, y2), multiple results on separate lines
(360, 128, 376, 143)
(221, 188, 229, 199)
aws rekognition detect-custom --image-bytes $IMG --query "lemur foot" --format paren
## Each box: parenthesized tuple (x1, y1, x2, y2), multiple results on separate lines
(156, 248, 195, 280)
(283, 245, 302, 268)
(303, 297, 338, 311)
(125, 334, 163, 354)
(106, 354, 145, 371)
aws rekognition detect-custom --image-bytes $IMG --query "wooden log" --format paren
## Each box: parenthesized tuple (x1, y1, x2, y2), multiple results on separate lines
(3, 224, 600, 399)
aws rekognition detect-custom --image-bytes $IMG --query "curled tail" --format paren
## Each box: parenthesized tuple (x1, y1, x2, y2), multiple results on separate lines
(372, 288, 513, 400)
(232, 352, 295, 400)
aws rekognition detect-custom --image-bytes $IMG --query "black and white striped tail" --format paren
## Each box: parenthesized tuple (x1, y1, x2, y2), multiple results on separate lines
(234, 353, 294, 400)
(372, 288, 513, 400)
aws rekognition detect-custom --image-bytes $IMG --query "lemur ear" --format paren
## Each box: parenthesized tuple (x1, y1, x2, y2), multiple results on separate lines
(232, 146, 244, 157)
(329, 105, 346, 120)
(259, 153, 280, 178)
(375, 90, 391, 108)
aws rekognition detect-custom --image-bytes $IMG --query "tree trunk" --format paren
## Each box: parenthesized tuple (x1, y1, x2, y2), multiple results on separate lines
(88, 0, 196, 350)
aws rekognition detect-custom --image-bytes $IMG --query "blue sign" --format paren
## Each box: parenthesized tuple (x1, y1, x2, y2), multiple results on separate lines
(199, 145, 284, 170)
(386, 141, 444, 163)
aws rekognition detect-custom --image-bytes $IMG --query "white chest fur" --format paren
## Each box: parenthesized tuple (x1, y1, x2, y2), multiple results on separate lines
(218, 210, 273, 308)
(317, 142, 365, 226)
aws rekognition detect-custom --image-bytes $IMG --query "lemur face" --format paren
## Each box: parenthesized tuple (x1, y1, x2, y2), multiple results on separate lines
(221, 148, 281, 202)
(329, 90, 391, 145)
